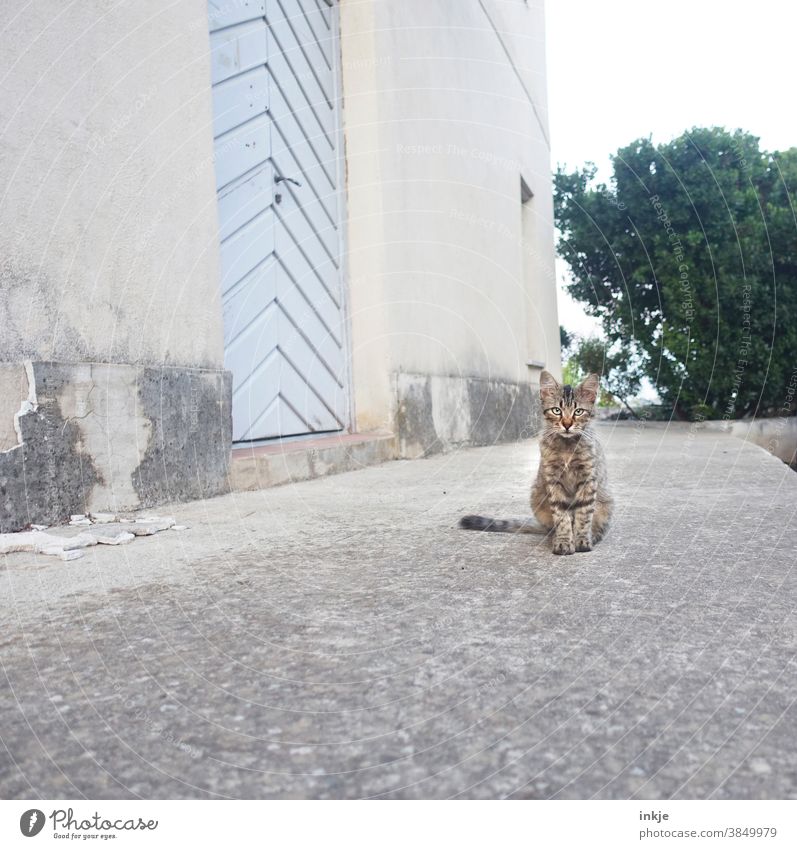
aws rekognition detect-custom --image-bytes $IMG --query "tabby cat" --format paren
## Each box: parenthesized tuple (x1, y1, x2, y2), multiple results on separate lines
(459, 370, 613, 554)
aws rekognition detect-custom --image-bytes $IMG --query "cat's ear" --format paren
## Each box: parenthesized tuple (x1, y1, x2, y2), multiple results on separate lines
(539, 370, 560, 400)
(577, 373, 600, 405)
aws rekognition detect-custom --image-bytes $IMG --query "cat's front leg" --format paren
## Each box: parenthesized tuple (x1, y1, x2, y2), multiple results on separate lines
(541, 472, 575, 555)
(573, 508, 595, 551)
(572, 484, 597, 552)
(549, 504, 575, 555)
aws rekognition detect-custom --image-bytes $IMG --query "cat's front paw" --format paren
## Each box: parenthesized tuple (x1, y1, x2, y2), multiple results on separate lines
(575, 536, 593, 552)
(552, 538, 575, 555)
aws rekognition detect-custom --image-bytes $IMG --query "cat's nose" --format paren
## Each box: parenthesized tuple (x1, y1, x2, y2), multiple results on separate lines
(563, 422, 572, 431)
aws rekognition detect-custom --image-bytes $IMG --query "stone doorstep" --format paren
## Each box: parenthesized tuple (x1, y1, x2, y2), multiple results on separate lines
(228, 431, 398, 492)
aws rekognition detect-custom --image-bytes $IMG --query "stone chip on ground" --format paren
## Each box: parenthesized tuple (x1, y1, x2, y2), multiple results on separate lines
(90, 512, 118, 524)
(82, 526, 135, 545)
(0, 515, 180, 560)
(0, 530, 97, 560)
(131, 517, 175, 534)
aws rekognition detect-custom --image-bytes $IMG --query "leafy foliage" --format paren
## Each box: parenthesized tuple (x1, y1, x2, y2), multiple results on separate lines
(564, 336, 643, 415)
(554, 128, 797, 419)
(559, 325, 573, 355)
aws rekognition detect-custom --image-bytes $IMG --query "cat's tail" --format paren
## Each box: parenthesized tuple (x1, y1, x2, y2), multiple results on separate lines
(458, 514, 549, 534)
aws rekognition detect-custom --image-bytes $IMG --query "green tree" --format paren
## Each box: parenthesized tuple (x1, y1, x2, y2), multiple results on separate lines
(564, 335, 643, 416)
(559, 325, 573, 356)
(554, 128, 797, 419)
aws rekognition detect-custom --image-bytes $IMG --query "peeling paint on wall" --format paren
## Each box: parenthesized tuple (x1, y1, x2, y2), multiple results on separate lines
(0, 361, 231, 533)
(133, 367, 232, 506)
(394, 372, 540, 459)
(54, 363, 153, 513)
(0, 362, 34, 453)
(0, 363, 101, 532)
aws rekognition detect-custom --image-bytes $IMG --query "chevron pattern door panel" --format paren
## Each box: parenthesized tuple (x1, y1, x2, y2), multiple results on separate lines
(208, 0, 346, 442)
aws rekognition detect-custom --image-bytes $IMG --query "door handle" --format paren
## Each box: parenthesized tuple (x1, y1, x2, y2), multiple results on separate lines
(275, 175, 302, 187)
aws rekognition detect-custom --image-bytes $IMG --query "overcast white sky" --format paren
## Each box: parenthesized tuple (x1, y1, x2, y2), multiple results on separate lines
(545, 0, 797, 337)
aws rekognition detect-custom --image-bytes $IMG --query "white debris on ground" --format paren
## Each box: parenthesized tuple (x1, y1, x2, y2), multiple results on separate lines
(69, 514, 92, 526)
(0, 514, 182, 561)
(0, 530, 95, 561)
(89, 513, 117, 524)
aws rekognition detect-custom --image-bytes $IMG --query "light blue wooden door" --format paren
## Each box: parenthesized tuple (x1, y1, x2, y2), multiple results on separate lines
(208, 0, 346, 442)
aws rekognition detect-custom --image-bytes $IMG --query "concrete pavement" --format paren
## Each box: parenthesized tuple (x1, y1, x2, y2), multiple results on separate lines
(1, 422, 795, 799)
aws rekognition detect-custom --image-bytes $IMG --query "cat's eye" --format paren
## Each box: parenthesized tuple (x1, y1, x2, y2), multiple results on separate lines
(574, 408, 585, 416)
(550, 407, 561, 415)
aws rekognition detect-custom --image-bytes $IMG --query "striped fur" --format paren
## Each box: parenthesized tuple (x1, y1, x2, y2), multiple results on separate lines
(459, 370, 613, 554)
(459, 515, 547, 534)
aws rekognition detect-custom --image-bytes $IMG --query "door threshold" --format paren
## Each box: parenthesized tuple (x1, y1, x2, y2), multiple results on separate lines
(232, 429, 344, 451)
(229, 431, 397, 491)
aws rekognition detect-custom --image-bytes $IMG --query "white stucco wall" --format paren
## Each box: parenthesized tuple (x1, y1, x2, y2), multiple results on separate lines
(341, 0, 560, 432)
(0, 0, 223, 369)
(1, 0, 558, 444)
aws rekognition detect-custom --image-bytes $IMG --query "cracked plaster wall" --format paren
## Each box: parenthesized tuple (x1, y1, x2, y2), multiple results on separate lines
(0, 362, 231, 532)
(0, 3, 232, 531)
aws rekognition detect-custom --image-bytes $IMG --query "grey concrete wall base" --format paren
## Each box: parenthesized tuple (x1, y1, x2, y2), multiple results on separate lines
(698, 417, 797, 467)
(394, 372, 540, 458)
(229, 431, 398, 491)
(0, 361, 231, 532)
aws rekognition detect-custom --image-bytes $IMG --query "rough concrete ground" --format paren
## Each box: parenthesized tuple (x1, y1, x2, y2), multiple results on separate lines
(1, 423, 795, 799)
